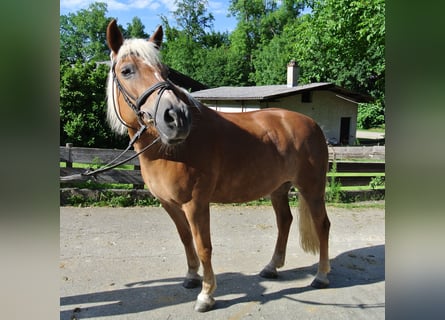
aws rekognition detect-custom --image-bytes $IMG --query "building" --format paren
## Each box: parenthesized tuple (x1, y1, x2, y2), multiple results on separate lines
(191, 61, 372, 145)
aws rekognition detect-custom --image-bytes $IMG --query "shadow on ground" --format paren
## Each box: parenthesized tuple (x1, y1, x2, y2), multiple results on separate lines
(61, 245, 384, 319)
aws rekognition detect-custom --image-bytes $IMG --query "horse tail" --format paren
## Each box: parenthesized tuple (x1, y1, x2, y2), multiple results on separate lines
(298, 194, 320, 254)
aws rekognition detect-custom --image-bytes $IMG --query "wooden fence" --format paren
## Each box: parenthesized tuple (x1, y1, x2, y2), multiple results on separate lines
(60, 144, 385, 189)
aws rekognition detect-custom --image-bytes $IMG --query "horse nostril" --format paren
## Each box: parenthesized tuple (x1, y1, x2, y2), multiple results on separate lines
(164, 108, 178, 126)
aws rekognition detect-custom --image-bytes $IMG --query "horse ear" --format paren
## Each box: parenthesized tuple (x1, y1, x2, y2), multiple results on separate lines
(148, 25, 163, 49)
(106, 19, 124, 55)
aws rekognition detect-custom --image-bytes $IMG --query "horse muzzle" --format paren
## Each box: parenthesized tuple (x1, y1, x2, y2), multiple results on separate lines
(147, 101, 192, 145)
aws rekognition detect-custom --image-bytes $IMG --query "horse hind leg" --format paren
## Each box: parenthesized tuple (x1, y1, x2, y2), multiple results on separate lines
(298, 192, 331, 288)
(260, 182, 293, 279)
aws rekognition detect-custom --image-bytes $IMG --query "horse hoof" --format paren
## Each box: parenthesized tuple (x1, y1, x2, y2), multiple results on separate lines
(183, 278, 201, 289)
(311, 278, 329, 289)
(194, 294, 215, 312)
(259, 268, 278, 279)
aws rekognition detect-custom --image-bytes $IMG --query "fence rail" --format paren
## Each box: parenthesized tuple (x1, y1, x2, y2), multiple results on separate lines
(60, 144, 385, 188)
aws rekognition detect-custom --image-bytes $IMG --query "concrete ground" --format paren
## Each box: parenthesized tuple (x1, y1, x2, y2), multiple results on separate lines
(356, 130, 385, 140)
(60, 203, 385, 319)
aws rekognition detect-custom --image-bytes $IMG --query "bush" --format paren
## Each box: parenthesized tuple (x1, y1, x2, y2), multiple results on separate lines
(357, 102, 385, 129)
(60, 61, 128, 148)
(326, 161, 344, 203)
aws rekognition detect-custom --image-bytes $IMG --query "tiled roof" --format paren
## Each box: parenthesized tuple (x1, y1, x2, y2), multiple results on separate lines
(191, 82, 373, 103)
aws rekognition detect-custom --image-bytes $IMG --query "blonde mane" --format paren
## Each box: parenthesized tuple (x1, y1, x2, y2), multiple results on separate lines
(106, 39, 162, 135)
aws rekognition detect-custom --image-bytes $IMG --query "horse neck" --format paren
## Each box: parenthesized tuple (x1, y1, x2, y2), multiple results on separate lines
(128, 127, 159, 155)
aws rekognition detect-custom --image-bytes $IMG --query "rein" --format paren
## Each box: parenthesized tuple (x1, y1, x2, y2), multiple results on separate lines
(59, 130, 160, 182)
(60, 61, 171, 182)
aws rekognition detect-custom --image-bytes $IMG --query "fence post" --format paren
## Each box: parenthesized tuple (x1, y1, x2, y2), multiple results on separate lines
(133, 165, 144, 189)
(66, 143, 73, 168)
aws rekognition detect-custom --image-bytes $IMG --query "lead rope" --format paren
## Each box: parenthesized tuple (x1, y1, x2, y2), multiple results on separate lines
(60, 127, 160, 182)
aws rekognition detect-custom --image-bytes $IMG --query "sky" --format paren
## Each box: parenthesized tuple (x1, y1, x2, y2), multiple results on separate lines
(60, 0, 239, 34)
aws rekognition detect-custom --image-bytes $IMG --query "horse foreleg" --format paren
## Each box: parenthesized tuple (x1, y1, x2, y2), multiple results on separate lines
(162, 202, 202, 288)
(260, 183, 293, 279)
(184, 203, 216, 312)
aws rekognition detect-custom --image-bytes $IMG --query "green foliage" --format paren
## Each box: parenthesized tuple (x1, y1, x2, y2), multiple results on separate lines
(60, 2, 112, 63)
(325, 160, 344, 203)
(193, 45, 246, 87)
(369, 176, 385, 190)
(59, 60, 127, 148)
(65, 191, 161, 207)
(251, 22, 298, 85)
(294, 0, 385, 85)
(357, 102, 385, 129)
(292, 0, 385, 124)
(161, 0, 241, 87)
(229, 0, 305, 85)
(172, 0, 214, 41)
(59, 0, 386, 148)
(60, 2, 130, 148)
(124, 17, 149, 38)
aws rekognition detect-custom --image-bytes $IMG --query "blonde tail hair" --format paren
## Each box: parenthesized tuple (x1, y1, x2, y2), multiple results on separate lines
(298, 195, 320, 254)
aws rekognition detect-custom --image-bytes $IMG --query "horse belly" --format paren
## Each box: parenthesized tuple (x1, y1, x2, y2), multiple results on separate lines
(210, 179, 285, 203)
(210, 162, 293, 204)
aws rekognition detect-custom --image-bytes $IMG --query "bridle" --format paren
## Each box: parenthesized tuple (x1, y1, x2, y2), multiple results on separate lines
(110, 60, 174, 130)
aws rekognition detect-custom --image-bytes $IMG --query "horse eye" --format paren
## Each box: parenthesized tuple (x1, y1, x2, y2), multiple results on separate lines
(121, 65, 134, 78)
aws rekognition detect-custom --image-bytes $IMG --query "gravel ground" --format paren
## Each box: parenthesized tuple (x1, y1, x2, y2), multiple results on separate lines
(60, 203, 385, 319)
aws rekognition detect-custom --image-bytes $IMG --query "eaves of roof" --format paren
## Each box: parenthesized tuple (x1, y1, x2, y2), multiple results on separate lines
(191, 82, 373, 103)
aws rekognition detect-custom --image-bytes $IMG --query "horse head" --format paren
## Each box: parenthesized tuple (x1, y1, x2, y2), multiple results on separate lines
(106, 19, 194, 145)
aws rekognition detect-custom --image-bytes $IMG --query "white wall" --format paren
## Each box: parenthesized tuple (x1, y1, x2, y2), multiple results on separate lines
(204, 100, 260, 113)
(201, 91, 358, 145)
(274, 91, 358, 145)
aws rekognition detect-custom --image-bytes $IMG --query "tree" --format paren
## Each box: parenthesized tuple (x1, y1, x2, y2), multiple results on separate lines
(228, 0, 306, 84)
(172, 0, 215, 41)
(60, 2, 112, 64)
(291, 0, 385, 128)
(60, 61, 116, 147)
(251, 21, 299, 85)
(60, 2, 132, 147)
(125, 17, 149, 38)
(161, 0, 234, 86)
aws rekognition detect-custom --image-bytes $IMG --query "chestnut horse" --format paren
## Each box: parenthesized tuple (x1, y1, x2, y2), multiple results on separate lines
(106, 20, 330, 312)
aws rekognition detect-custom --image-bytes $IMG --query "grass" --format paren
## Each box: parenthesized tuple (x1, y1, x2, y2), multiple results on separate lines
(60, 162, 134, 170)
(62, 180, 135, 190)
(66, 191, 161, 207)
(62, 187, 384, 208)
(214, 197, 385, 210)
(327, 201, 385, 210)
(327, 172, 385, 177)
